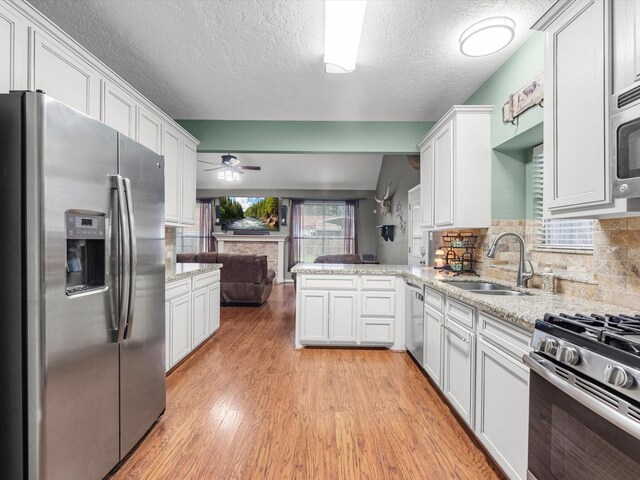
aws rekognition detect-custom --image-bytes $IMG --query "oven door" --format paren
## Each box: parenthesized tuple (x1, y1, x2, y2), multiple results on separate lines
(612, 104, 640, 198)
(524, 353, 640, 480)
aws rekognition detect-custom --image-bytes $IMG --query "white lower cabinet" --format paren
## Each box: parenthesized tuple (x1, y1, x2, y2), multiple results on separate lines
(442, 318, 476, 427)
(328, 292, 357, 344)
(476, 337, 529, 480)
(419, 287, 531, 480)
(169, 294, 192, 367)
(423, 303, 443, 388)
(295, 274, 400, 348)
(165, 270, 221, 371)
(298, 291, 329, 344)
(361, 319, 394, 345)
(192, 287, 209, 348)
(208, 283, 221, 335)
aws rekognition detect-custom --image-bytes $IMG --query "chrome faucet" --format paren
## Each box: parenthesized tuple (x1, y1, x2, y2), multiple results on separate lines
(487, 232, 534, 287)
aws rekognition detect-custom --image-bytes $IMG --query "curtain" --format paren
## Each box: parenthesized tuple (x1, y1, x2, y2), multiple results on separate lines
(344, 200, 357, 254)
(288, 200, 304, 269)
(198, 199, 215, 252)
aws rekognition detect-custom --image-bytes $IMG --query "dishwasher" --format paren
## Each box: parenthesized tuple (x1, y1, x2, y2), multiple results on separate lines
(405, 280, 425, 367)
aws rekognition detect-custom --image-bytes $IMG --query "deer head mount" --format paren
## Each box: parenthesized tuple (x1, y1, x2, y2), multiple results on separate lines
(374, 184, 392, 215)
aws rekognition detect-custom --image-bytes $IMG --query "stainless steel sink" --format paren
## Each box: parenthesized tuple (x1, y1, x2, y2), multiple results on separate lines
(444, 281, 528, 296)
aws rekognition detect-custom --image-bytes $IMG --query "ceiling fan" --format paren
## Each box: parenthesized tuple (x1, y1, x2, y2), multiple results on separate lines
(198, 153, 261, 179)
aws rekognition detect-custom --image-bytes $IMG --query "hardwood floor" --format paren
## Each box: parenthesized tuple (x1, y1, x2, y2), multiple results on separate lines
(110, 284, 504, 479)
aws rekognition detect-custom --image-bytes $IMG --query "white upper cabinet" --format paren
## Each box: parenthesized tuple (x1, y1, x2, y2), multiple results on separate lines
(0, 1, 199, 226)
(32, 29, 102, 119)
(137, 104, 163, 155)
(0, 3, 28, 92)
(419, 106, 492, 232)
(420, 139, 435, 228)
(540, 0, 609, 212)
(163, 125, 182, 224)
(433, 121, 454, 227)
(101, 79, 137, 139)
(181, 140, 198, 226)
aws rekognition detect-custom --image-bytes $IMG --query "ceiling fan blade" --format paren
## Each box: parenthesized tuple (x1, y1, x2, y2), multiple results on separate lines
(204, 166, 225, 171)
(240, 166, 261, 170)
(229, 166, 245, 174)
(197, 159, 219, 165)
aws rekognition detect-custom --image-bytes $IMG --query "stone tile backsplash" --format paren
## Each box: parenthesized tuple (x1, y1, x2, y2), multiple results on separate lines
(430, 218, 640, 311)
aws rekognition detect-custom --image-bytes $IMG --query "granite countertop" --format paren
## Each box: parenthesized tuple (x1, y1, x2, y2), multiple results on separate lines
(292, 263, 637, 333)
(165, 263, 222, 283)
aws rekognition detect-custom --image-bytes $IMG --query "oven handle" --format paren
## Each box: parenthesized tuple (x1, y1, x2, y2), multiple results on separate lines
(523, 353, 640, 441)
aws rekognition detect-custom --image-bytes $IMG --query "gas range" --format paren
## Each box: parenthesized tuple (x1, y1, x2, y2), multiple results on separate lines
(531, 313, 640, 405)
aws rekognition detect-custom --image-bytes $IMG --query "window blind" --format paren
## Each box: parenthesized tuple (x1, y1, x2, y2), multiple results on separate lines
(532, 151, 594, 250)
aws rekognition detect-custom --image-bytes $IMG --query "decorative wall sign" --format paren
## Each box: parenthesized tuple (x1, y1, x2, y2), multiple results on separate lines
(395, 202, 407, 233)
(502, 76, 544, 124)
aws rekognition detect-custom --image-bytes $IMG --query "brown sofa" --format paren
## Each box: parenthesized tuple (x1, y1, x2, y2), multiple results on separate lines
(313, 254, 363, 264)
(177, 252, 276, 305)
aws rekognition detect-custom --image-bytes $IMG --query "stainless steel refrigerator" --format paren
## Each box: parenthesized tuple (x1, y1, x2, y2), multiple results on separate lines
(0, 91, 166, 480)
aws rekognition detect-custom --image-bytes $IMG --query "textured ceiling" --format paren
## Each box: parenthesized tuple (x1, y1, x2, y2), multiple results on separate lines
(29, 0, 554, 121)
(196, 153, 383, 190)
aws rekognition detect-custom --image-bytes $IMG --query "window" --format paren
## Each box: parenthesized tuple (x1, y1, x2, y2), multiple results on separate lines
(289, 200, 357, 266)
(532, 147, 594, 250)
(175, 201, 214, 253)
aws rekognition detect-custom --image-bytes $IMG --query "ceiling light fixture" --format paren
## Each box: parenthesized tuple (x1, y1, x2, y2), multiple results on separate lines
(324, 0, 367, 74)
(217, 169, 240, 182)
(459, 17, 515, 57)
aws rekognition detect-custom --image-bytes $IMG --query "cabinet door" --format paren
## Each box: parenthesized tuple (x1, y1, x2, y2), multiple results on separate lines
(32, 30, 101, 119)
(137, 104, 163, 154)
(191, 288, 209, 348)
(170, 294, 192, 366)
(420, 140, 434, 228)
(434, 120, 454, 227)
(546, 0, 608, 210)
(208, 283, 220, 335)
(360, 319, 394, 345)
(299, 291, 329, 344)
(408, 201, 422, 265)
(0, 3, 28, 92)
(424, 305, 444, 388)
(442, 319, 475, 427)
(476, 338, 529, 480)
(328, 291, 357, 343)
(181, 140, 197, 225)
(163, 125, 182, 223)
(165, 300, 172, 372)
(101, 79, 137, 138)
(612, 0, 640, 94)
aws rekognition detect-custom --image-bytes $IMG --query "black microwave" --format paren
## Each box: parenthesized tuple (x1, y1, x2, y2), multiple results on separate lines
(612, 102, 640, 198)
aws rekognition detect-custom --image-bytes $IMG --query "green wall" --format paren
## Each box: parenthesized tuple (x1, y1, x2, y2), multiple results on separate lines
(176, 120, 435, 154)
(464, 32, 545, 219)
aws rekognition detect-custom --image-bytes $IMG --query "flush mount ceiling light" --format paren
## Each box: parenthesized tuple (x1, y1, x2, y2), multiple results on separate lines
(324, 0, 368, 74)
(459, 17, 516, 57)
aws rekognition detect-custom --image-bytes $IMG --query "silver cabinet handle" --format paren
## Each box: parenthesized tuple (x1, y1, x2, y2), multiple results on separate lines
(523, 353, 640, 441)
(442, 324, 469, 343)
(416, 293, 424, 301)
(113, 174, 130, 343)
(123, 177, 136, 340)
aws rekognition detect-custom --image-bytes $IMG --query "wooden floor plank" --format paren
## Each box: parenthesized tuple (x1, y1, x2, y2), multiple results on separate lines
(109, 284, 504, 480)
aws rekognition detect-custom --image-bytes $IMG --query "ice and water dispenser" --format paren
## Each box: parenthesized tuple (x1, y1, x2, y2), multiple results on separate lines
(65, 212, 106, 296)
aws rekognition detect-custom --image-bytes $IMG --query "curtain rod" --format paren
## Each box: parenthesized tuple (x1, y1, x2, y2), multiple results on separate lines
(284, 197, 368, 201)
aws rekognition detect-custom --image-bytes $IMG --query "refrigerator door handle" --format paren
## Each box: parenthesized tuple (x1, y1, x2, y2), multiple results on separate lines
(113, 174, 131, 343)
(123, 177, 137, 339)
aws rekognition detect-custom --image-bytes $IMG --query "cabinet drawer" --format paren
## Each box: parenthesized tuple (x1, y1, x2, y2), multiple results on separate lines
(298, 275, 358, 290)
(446, 298, 475, 330)
(361, 319, 394, 345)
(166, 278, 191, 301)
(478, 312, 532, 364)
(192, 270, 220, 290)
(361, 292, 396, 318)
(361, 276, 396, 291)
(424, 287, 444, 312)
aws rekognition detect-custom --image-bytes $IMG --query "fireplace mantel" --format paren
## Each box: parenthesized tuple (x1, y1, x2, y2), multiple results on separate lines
(215, 234, 288, 283)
